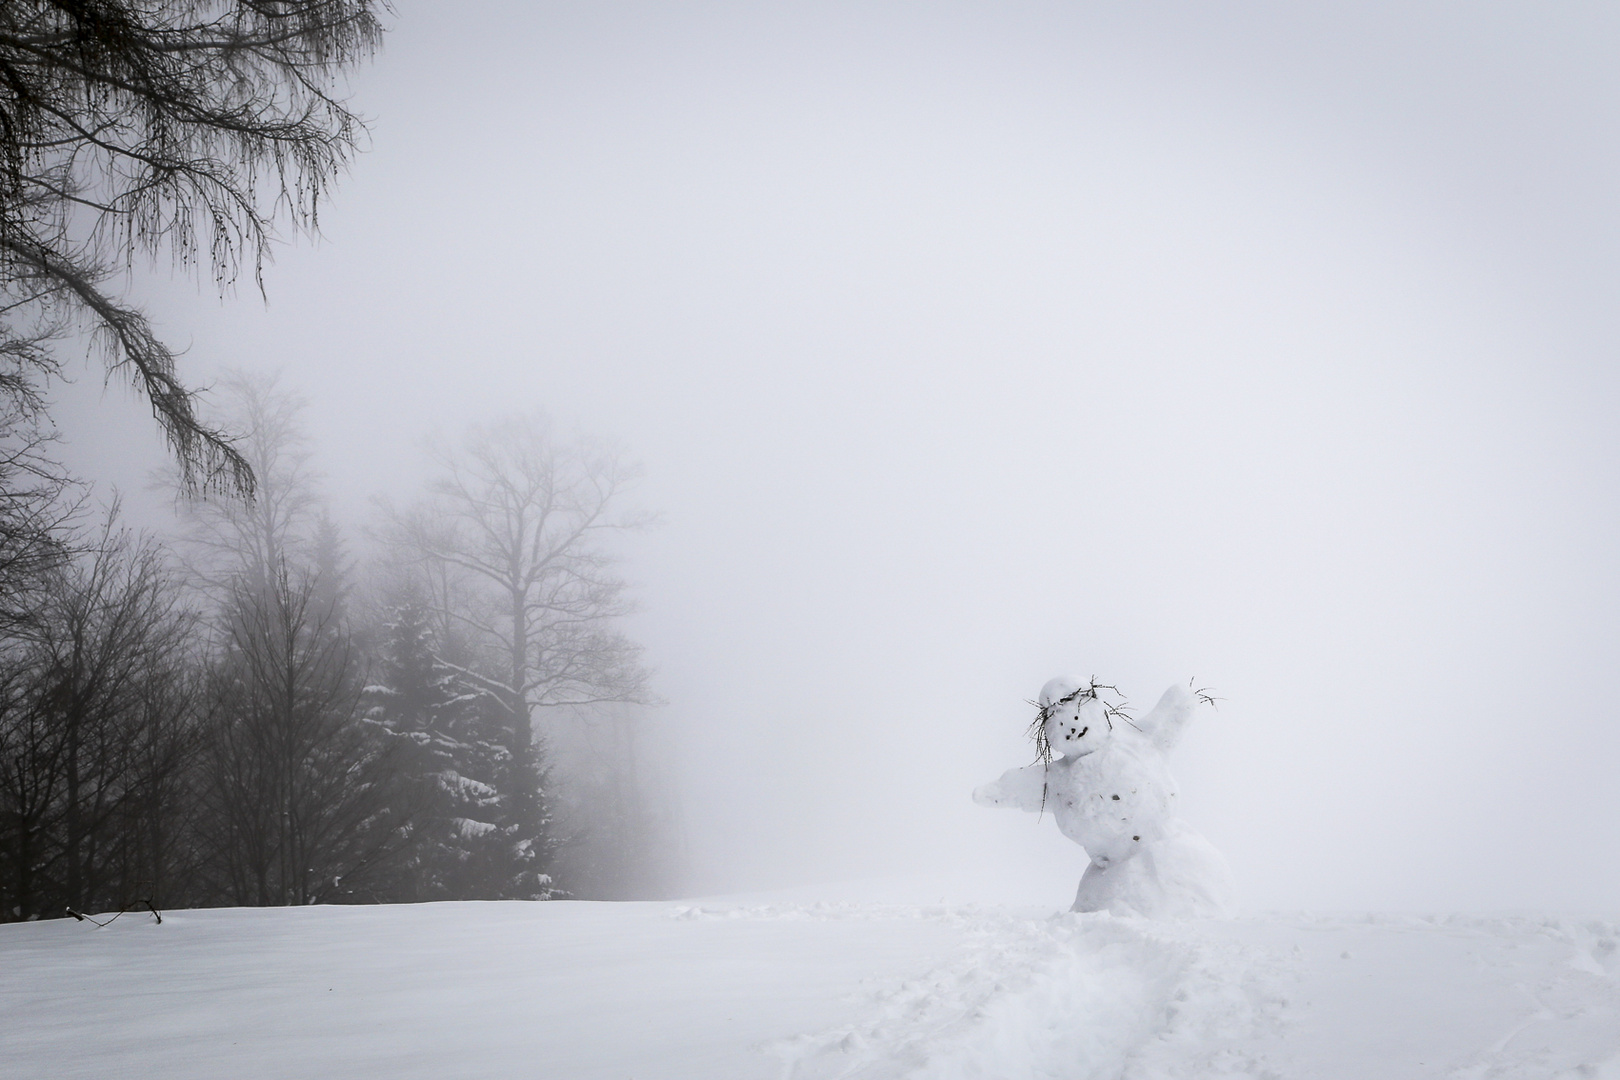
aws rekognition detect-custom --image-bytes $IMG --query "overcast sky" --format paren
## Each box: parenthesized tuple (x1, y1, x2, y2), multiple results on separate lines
(58, 1, 1620, 911)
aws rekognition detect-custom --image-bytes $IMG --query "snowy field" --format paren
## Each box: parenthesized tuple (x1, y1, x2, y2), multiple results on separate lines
(4, 886, 1619, 1080)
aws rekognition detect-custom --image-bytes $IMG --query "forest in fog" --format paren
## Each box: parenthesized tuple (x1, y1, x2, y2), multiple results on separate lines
(0, 372, 670, 920)
(0, 1, 670, 922)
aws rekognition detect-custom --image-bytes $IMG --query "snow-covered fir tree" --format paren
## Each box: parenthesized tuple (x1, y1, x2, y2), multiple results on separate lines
(365, 596, 557, 900)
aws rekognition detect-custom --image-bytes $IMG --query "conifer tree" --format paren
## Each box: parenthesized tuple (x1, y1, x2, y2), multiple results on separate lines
(366, 596, 556, 900)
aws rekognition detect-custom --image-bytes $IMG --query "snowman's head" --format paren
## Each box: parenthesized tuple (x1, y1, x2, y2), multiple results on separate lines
(1037, 676, 1114, 759)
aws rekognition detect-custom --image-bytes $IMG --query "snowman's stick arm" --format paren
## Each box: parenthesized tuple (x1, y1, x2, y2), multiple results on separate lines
(972, 764, 1050, 813)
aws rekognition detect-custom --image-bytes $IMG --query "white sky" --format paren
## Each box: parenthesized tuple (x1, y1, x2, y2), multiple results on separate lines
(57, 1, 1620, 911)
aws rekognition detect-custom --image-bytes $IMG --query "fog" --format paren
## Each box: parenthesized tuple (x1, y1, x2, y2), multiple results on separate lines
(57, 1, 1620, 911)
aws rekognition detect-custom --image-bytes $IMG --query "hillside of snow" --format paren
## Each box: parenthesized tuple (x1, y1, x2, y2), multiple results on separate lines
(4, 887, 1619, 1079)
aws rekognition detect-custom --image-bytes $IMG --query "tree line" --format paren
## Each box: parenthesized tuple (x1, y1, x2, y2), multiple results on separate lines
(0, 4, 679, 919)
(0, 375, 667, 921)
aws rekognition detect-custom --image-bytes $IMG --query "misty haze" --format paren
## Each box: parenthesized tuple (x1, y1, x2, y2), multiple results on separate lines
(3, 2, 1619, 1078)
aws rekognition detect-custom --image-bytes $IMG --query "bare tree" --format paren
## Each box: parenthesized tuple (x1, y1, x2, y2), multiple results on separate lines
(391, 416, 652, 740)
(0, 507, 199, 919)
(0, 636, 58, 918)
(382, 415, 653, 896)
(0, 0, 387, 492)
(108, 658, 208, 911)
(202, 565, 407, 906)
(162, 373, 405, 904)
(0, 396, 79, 632)
(171, 371, 323, 597)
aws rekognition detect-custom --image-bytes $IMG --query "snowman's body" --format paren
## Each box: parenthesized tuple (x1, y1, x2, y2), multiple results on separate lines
(1045, 726, 1177, 865)
(974, 677, 1233, 918)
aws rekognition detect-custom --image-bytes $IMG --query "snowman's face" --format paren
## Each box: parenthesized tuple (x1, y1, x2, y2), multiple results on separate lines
(1043, 697, 1112, 759)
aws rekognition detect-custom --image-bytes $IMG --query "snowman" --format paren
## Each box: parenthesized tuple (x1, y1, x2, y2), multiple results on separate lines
(973, 677, 1234, 918)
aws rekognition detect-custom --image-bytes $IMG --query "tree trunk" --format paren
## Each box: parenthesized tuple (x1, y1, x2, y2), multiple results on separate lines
(64, 692, 81, 910)
(509, 589, 530, 763)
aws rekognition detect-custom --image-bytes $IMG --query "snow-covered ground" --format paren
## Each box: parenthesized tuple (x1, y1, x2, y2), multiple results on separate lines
(4, 885, 1618, 1079)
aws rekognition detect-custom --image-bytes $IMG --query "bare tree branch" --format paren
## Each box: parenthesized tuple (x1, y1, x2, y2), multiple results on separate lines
(0, 1, 387, 492)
